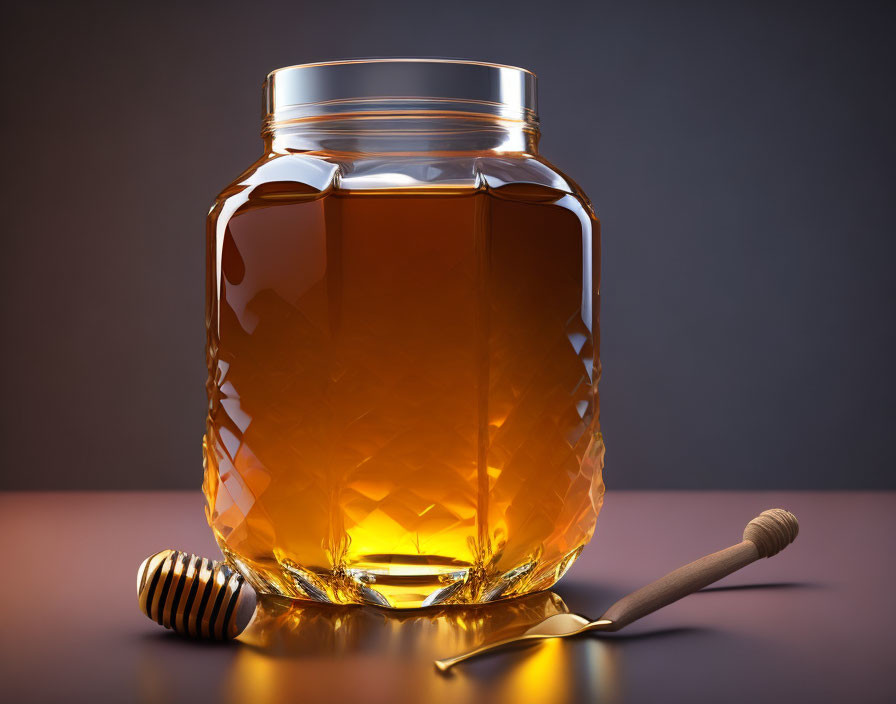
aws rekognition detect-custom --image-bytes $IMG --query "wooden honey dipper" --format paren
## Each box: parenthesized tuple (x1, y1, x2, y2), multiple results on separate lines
(137, 550, 257, 640)
(435, 508, 799, 670)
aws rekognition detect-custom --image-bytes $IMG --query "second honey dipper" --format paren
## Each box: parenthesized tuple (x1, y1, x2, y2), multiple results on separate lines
(137, 550, 257, 640)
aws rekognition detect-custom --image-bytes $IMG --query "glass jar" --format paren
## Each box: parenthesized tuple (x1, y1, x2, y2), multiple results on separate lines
(203, 59, 604, 608)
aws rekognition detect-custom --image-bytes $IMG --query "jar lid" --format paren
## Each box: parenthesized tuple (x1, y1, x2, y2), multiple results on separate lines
(263, 58, 537, 124)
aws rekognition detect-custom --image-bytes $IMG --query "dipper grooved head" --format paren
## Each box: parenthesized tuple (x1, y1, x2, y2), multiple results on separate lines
(137, 550, 257, 639)
(742, 508, 799, 557)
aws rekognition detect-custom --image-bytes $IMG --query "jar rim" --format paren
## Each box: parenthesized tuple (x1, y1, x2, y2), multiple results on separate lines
(266, 58, 536, 79)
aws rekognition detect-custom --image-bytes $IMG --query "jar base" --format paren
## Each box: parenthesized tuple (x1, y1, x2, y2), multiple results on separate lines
(218, 542, 588, 609)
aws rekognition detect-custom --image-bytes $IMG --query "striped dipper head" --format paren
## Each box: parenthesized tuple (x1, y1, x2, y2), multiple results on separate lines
(137, 550, 257, 640)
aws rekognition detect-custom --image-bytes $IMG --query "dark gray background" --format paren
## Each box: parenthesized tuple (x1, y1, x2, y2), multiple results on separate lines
(1, 0, 893, 490)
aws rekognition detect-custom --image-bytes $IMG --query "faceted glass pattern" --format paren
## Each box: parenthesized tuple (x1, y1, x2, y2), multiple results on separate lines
(204, 156, 604, 608)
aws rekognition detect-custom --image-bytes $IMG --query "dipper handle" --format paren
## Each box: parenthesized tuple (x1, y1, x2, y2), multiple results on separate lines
(599, 509, 799, 631)
(137, 550, 257, 639)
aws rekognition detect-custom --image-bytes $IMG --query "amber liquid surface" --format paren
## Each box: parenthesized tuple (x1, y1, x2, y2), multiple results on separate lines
(204, 183, 604, 607)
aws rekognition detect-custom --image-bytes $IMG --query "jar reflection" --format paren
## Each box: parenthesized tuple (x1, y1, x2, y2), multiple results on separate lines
(222, 592, 621, 704)
(242, 590, 567, 656)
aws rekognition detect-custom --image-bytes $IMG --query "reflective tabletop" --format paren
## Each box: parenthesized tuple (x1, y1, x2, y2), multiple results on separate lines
(1, 491, 893, 703)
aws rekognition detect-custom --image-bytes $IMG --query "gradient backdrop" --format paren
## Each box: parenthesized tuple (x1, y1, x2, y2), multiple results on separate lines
(1, 0, 894, 489)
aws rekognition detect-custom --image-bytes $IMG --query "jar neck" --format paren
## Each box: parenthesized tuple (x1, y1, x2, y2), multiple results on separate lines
(264, 114, 539, 155)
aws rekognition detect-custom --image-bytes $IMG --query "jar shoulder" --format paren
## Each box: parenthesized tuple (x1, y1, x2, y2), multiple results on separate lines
(208, 151, 596, 224)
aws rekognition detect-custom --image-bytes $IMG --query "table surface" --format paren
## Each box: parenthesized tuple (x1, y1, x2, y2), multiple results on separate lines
(1, 491, 893, 704)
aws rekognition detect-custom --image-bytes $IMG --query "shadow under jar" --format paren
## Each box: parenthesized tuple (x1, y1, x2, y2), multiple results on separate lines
(203, 59, 605, 608)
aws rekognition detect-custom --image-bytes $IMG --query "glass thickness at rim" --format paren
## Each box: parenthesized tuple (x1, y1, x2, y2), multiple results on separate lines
(263, 58, 538, 124)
